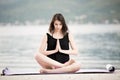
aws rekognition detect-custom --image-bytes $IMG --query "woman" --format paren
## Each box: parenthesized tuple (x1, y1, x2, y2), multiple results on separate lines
(35, 13, 80, 73)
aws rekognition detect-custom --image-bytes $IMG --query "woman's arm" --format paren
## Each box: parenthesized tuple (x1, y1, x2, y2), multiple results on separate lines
(39, 34, 58, 56)
(58, 33, 78, 55)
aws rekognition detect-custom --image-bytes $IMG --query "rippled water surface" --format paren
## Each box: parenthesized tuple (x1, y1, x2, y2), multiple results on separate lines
(0, 24, 120, 71)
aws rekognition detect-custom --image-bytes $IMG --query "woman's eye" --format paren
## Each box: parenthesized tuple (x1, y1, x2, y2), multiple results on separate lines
(55, 24, 58, 25)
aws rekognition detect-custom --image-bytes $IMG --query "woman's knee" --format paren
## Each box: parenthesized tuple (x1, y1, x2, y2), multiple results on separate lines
(34, 53, 38, 60)
(34, 53, 47, 68)
(34, 53, 41, 61)
(71, 63, 80, 72)
(75, 63, 80, 71)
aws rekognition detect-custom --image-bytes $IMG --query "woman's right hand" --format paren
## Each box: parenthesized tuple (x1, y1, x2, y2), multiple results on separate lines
(55, 39, 59, 52)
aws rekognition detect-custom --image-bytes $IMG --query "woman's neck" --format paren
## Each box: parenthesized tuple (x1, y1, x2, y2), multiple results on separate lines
(53, 31, 63, 39)
(54, 30, 62, 35)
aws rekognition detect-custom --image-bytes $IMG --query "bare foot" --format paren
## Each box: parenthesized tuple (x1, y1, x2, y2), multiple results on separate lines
(40, 68, 52, 73)
(40, 68, 48, 73)
(64, 59, 75, 66)
(40, 68, 44, 73)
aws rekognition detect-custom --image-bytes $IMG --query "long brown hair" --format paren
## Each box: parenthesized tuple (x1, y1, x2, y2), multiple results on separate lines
(49, 13, 68, 36)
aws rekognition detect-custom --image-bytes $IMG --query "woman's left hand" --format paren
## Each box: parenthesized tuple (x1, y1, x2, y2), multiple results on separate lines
(57, 39, 62, 52)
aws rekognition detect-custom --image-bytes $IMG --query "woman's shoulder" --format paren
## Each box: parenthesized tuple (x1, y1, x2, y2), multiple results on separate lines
(46, 32, 52, 36)
(67, 32, 74, 40)
(67, 32, 73, 37)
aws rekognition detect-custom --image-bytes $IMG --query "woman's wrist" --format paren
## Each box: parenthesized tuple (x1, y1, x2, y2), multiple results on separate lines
(54, 48, 58, 53)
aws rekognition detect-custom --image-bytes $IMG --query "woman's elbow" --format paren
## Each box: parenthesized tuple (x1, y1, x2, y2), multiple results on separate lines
(39, 49, 47, 55)
(73, 50, 78, 55)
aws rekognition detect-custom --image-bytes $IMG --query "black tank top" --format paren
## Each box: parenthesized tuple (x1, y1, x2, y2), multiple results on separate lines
(47, 33, 70, 63)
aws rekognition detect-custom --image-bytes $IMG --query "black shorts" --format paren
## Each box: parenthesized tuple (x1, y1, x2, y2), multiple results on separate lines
(47, 52, 70, 64)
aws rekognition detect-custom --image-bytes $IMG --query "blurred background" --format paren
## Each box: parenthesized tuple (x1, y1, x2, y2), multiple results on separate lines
(0, 0, 120, 24)
(0, 0, 120, 72)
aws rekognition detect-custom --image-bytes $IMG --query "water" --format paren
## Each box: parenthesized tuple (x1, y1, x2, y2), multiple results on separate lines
(0, 24, 120, 72)
(0, 0, 120, 24)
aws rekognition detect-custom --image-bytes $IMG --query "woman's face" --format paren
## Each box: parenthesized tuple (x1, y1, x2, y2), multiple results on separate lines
(54, 20, 62, 32)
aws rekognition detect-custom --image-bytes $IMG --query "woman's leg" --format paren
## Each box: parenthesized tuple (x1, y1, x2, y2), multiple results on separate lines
(35, 53, 64, 69)
(41, 62, 80, 73)
(64, 59, 75, 66)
